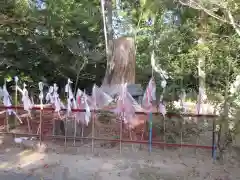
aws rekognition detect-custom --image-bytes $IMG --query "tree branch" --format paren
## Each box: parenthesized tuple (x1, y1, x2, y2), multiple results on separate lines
(227, 10, 240, 36)
(73, 57, 87, 95)
(178, 0, 240, 36)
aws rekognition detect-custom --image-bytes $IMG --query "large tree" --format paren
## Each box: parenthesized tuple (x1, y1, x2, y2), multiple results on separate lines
(101, 0, 136, 86)
(0, 0, 105, 89)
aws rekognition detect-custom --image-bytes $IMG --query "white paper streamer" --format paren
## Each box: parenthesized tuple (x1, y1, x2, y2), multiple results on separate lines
(21, 83, 33, 112)
(53, 83, 62, 112)
(39, 82, 44, 109)
(65, 78, 74, 113)
(159, 102, 166, 116)
(46, 86, 54, 103)
(159, 79, 167, 116)
(2, 84, 13, 115)
(92, 84, 113, 109)
(180, 89, 186, 113)
(78, 90, 91, 125)
(142, 78, 156, 111)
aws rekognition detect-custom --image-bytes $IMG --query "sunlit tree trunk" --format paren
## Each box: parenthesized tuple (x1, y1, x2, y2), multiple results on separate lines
(102, 0, 136, 85)
(197, 11, 207, 112)
(102, 37, 136, 85)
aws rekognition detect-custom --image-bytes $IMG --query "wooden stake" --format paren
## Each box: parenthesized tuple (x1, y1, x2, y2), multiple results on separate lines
(73, 118, 77, 146)
(5, 112, 9, 132)
(180, 118, 184, 152)
(39, 109, 43, 145)
(27, 116, 31, 133)
(163, 115, 166, 151)
(148, 112, 153, 155)
(81, 124, 84, 144)
(139, 120, 146, 150)
(52, 118, 55, 137)
(64, 117, 67, 149)
(15, 83, 18, 129)
(120, 115, 123, 154)
(129, 128, 134, 151)
(91, 112, 95, 153)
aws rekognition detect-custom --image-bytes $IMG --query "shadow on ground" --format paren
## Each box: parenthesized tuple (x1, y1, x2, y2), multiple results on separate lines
(0, 170, 51, 180)
(0, 134, 239, 180)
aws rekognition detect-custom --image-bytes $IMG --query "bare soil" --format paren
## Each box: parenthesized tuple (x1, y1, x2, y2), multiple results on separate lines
(0, 136, 239, 180)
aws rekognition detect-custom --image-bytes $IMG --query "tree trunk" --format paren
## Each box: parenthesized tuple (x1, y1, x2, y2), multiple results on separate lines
(197, 11, 207, 112)
(102, 37, 136, 85)
(101, 0, 135, 86)
(105, 0, 113, 42)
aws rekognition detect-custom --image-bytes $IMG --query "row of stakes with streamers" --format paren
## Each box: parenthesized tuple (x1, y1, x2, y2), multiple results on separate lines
(0, 77, 92, 148)
(0, 76, 217, 157)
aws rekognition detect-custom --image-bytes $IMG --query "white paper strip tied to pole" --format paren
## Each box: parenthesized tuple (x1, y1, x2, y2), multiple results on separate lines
(142, 78, 156, 112)
(114, 83, 136, 124)
(75, 88, 91, 125)
(2, 83, 13, 115)
(0, 78, 23, 124)
(114, 83, 126, 115)
(92, 84, 113, 109)
(14, 76, 19, 106)
(84, 93, 91, 125)
(21, 83, 33, 112)
(196, 87, 205, 114)
(179, 89, 186, 113)
(159, 79, 167, 116)
(46, 86, 54, 104)
(65, 78, 74, 113)
(83, 90, 91, 125)
(39, 82, 44, 110)
(75, 89, 83, 123)
(53, 83, 62, 112)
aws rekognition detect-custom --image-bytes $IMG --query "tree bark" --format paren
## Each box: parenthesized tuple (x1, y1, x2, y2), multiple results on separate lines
(102, 37, 136, 85)
(197, 11, 207, 112)
(102, 0, 136, 86)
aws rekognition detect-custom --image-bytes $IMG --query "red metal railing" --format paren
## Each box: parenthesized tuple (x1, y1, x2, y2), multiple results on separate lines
(0, 105, 217, 150)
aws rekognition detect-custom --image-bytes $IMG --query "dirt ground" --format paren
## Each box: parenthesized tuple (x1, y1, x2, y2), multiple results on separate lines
(0, 136, 240, 180)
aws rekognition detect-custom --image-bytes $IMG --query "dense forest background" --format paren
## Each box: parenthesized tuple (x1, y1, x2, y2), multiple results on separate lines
(0, 0, 239, 99)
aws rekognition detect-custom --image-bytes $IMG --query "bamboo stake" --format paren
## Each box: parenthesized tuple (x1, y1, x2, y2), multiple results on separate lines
(163, 115, 166, 151)
(14, 77, 18, 130)
(65, 79, 72, 149)
(39, 109, 43, 145)
(27, 116, 31, 133)
(52, 118, 55, 137)
(64, 118, 67, 149)
(129, 128, 134, 151)
(120, 114, 123, 154)
(139, 119, 146, 150)
(39, 82, 44, 145)
(91, 111, 95, 153)
(5, 112, 9, 132)
(73, 118, 77, 146)
(212, 118, 216, 161)
(81, 124, 84, 145)
(180, 124, 183, 155)
(148, 112, 153, 155)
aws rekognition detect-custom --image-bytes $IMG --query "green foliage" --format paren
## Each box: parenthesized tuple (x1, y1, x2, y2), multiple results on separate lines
(0, 0, 239, 100)
(0, 0, 105, 88)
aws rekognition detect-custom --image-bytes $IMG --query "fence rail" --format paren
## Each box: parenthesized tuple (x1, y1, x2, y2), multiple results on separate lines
(0, 105, 217, 156)
(0, 105, 219, 118)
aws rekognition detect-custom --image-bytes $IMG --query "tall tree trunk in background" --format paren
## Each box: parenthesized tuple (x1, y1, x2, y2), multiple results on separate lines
(197, 11, 207, 111)
(102, 37, 135, 85)
(105, 0, 113, 44)
(102, 0, 136, 86)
